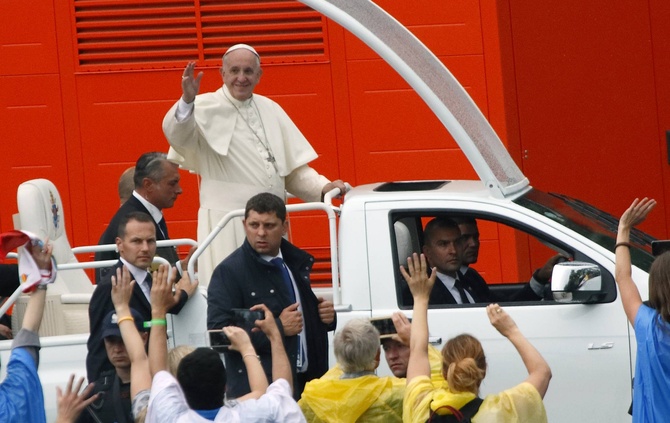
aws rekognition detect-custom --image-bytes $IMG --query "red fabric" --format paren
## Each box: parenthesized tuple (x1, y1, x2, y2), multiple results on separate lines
(0, 230, 30, 262)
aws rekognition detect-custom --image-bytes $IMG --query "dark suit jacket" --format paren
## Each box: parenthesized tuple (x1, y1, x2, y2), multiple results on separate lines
(86, 261, 188, 382)
(0, 264, 19, 297)
(207, 238, 336, 399)
(94, 195, 179, 282)
(403, 267, 541, 306)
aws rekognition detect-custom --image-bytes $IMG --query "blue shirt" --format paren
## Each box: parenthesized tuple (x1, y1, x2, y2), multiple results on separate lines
(633, 304, 670, 422)
(0, 347, 46, 423)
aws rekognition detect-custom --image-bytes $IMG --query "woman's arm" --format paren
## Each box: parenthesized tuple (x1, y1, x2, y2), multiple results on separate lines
(487, 304, 552, 398)
(111, 265, 151, 397)
(615, 197, 656, 325)
(400, 253, 436, 383)
(252, 303, 292, 391)
(226, 326, 269, 401)
(149, 265, 180, 376)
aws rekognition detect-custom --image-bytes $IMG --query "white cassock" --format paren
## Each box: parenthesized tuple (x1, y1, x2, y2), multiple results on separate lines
(163, 85, 329, 286)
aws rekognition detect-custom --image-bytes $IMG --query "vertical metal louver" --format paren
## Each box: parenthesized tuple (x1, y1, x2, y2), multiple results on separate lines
(73, 0, 327, 71)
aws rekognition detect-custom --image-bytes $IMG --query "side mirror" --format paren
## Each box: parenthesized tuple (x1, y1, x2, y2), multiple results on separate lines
(551, 261, 604, 303)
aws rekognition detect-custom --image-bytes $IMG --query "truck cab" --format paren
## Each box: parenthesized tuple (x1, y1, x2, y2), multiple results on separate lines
(334, 179, 651, 422)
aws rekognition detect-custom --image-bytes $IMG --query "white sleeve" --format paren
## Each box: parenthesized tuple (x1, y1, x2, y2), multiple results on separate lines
(146, 371, 193, 423)
(235, 379, 307, 422)
(175, 98, 195, 122)
(285, 164, 330, 203)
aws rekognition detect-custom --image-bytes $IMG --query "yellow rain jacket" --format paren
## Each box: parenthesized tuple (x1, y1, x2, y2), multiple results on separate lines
(299, 367, 404, 422)
(403, 377, 547, 423)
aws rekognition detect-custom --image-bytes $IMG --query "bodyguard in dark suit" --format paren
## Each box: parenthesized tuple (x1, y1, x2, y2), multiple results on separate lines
(412, 217, 563, 306)
(95, 152, 184, 282)
(86, 212, 194, 382)
(207, 193, 336, 400)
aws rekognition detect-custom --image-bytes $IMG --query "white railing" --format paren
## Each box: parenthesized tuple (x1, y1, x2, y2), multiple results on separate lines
(188, 185, 349, 306)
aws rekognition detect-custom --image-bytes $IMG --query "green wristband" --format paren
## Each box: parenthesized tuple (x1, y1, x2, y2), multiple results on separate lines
(143, 318, 167, 328)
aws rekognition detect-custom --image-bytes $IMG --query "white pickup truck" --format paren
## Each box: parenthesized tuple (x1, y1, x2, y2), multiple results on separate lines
(1, 0, 651, 421)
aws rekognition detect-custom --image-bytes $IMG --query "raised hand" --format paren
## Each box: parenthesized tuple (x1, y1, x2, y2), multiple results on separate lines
(223, 326, 253, 354)
(111, 266, 135, 311)
(181, 61, 204, 103)
(27, 238, 53, 271)
(391, 312, 412, 345)
(150, 264, 178, 315)
(400, 253, 436, 301)
(486, 304, 519, 339)
(55, 374, 98, 423)
(619, 197, 656, 230)
(250, 303, 278, 337)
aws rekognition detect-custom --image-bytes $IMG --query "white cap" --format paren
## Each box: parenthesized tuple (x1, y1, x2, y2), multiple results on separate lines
(224, 44, 260, 61)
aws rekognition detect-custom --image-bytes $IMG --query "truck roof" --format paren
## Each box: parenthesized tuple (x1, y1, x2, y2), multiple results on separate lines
(345, 180, 529, 205)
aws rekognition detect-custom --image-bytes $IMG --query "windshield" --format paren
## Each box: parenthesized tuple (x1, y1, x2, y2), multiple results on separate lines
(515, 189, 656, 272)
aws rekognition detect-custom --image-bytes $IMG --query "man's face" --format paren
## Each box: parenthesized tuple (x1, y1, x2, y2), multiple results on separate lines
(116, 220, 157, 269)
(146, 162, 182, 210)
(422, 226, 463, 276)
(221, 50, 262, 101)
(458, 222, 480, 265)
(104, 336, 130, 369)
(382, 339, 410, 378)
(244, 211, 287, 256)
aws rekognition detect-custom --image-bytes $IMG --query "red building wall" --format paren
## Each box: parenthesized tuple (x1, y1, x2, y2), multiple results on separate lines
(2, 0, 665, 284)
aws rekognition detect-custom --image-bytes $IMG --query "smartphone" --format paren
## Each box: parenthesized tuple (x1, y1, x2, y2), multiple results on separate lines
(370, 317, 397, 339)
(232, 308, 265, 331)
(208, 329, 231, 351)
(652, 240, 670, 256)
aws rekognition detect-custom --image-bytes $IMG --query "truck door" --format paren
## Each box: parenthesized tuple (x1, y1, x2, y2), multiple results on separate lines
(365, 201, 633, 423)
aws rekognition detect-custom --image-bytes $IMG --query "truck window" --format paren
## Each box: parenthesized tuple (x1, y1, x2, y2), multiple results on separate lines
(391, 212, 616, 308)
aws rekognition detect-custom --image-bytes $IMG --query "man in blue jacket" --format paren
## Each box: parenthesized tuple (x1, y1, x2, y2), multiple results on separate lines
(207, 192, 336, 399)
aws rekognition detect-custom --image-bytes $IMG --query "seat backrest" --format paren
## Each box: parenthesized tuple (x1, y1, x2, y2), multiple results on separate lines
(16, 179, 93, 295)
(394, 218, 421, 264)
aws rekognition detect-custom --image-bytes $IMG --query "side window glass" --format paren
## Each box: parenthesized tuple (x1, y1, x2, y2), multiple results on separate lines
(392, 212, 616, 309)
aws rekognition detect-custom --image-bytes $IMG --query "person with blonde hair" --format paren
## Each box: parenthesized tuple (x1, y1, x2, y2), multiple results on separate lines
(167, 345, 195, 376)
(299, 318, 405, 422)
(614, 197, 670, 422)
(401, 253, 552, 422)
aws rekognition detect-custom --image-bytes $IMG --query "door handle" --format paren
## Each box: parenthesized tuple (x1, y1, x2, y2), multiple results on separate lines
(587, 342, 614, 350)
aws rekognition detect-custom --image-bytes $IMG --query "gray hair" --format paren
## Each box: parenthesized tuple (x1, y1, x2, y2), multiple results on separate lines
(134, 152, 168, 188)
(334, 319, 380, 373)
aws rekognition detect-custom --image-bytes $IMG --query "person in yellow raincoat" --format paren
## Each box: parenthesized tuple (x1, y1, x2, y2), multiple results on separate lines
(299, 318, 405, 422)
(400, 253, 553, 423)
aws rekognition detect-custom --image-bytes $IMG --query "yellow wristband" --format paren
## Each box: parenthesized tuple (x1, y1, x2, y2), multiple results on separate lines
(116, 316, 134, 325)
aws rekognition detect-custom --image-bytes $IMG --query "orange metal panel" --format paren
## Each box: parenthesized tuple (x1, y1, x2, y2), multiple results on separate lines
(0, 75, 71, 235)
(0, 0, 59, 75)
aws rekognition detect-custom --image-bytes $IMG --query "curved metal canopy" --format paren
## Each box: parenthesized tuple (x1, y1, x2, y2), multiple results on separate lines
(299, 0, 530, 198)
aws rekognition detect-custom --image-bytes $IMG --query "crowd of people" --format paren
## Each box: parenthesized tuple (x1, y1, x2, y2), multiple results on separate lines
(0, 41, 666, 422)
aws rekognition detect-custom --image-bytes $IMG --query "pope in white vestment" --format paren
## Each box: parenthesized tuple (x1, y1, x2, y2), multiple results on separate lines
(163, 45, 340, 286)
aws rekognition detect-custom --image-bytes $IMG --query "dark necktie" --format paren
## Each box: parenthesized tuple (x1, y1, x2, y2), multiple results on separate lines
(454, 276, 470, 304)
(145, 272, 153, 290)
(158, 217, 169, 239)
(270, 257, 296, 302)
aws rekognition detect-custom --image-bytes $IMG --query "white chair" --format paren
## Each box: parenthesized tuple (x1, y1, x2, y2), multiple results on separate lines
(13, 179, 94, 336)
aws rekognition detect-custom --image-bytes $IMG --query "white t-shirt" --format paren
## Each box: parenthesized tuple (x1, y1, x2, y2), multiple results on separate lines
(145, 371, 306, 423)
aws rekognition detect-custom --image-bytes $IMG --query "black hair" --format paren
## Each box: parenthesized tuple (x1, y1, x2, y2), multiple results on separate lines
(244, 192, 286, 222)
(177, 348, 227, 410)
(423, 217, 460, 245)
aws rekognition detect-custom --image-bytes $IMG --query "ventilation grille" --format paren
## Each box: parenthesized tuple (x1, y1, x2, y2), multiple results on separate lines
(73, 0, 328, 71)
